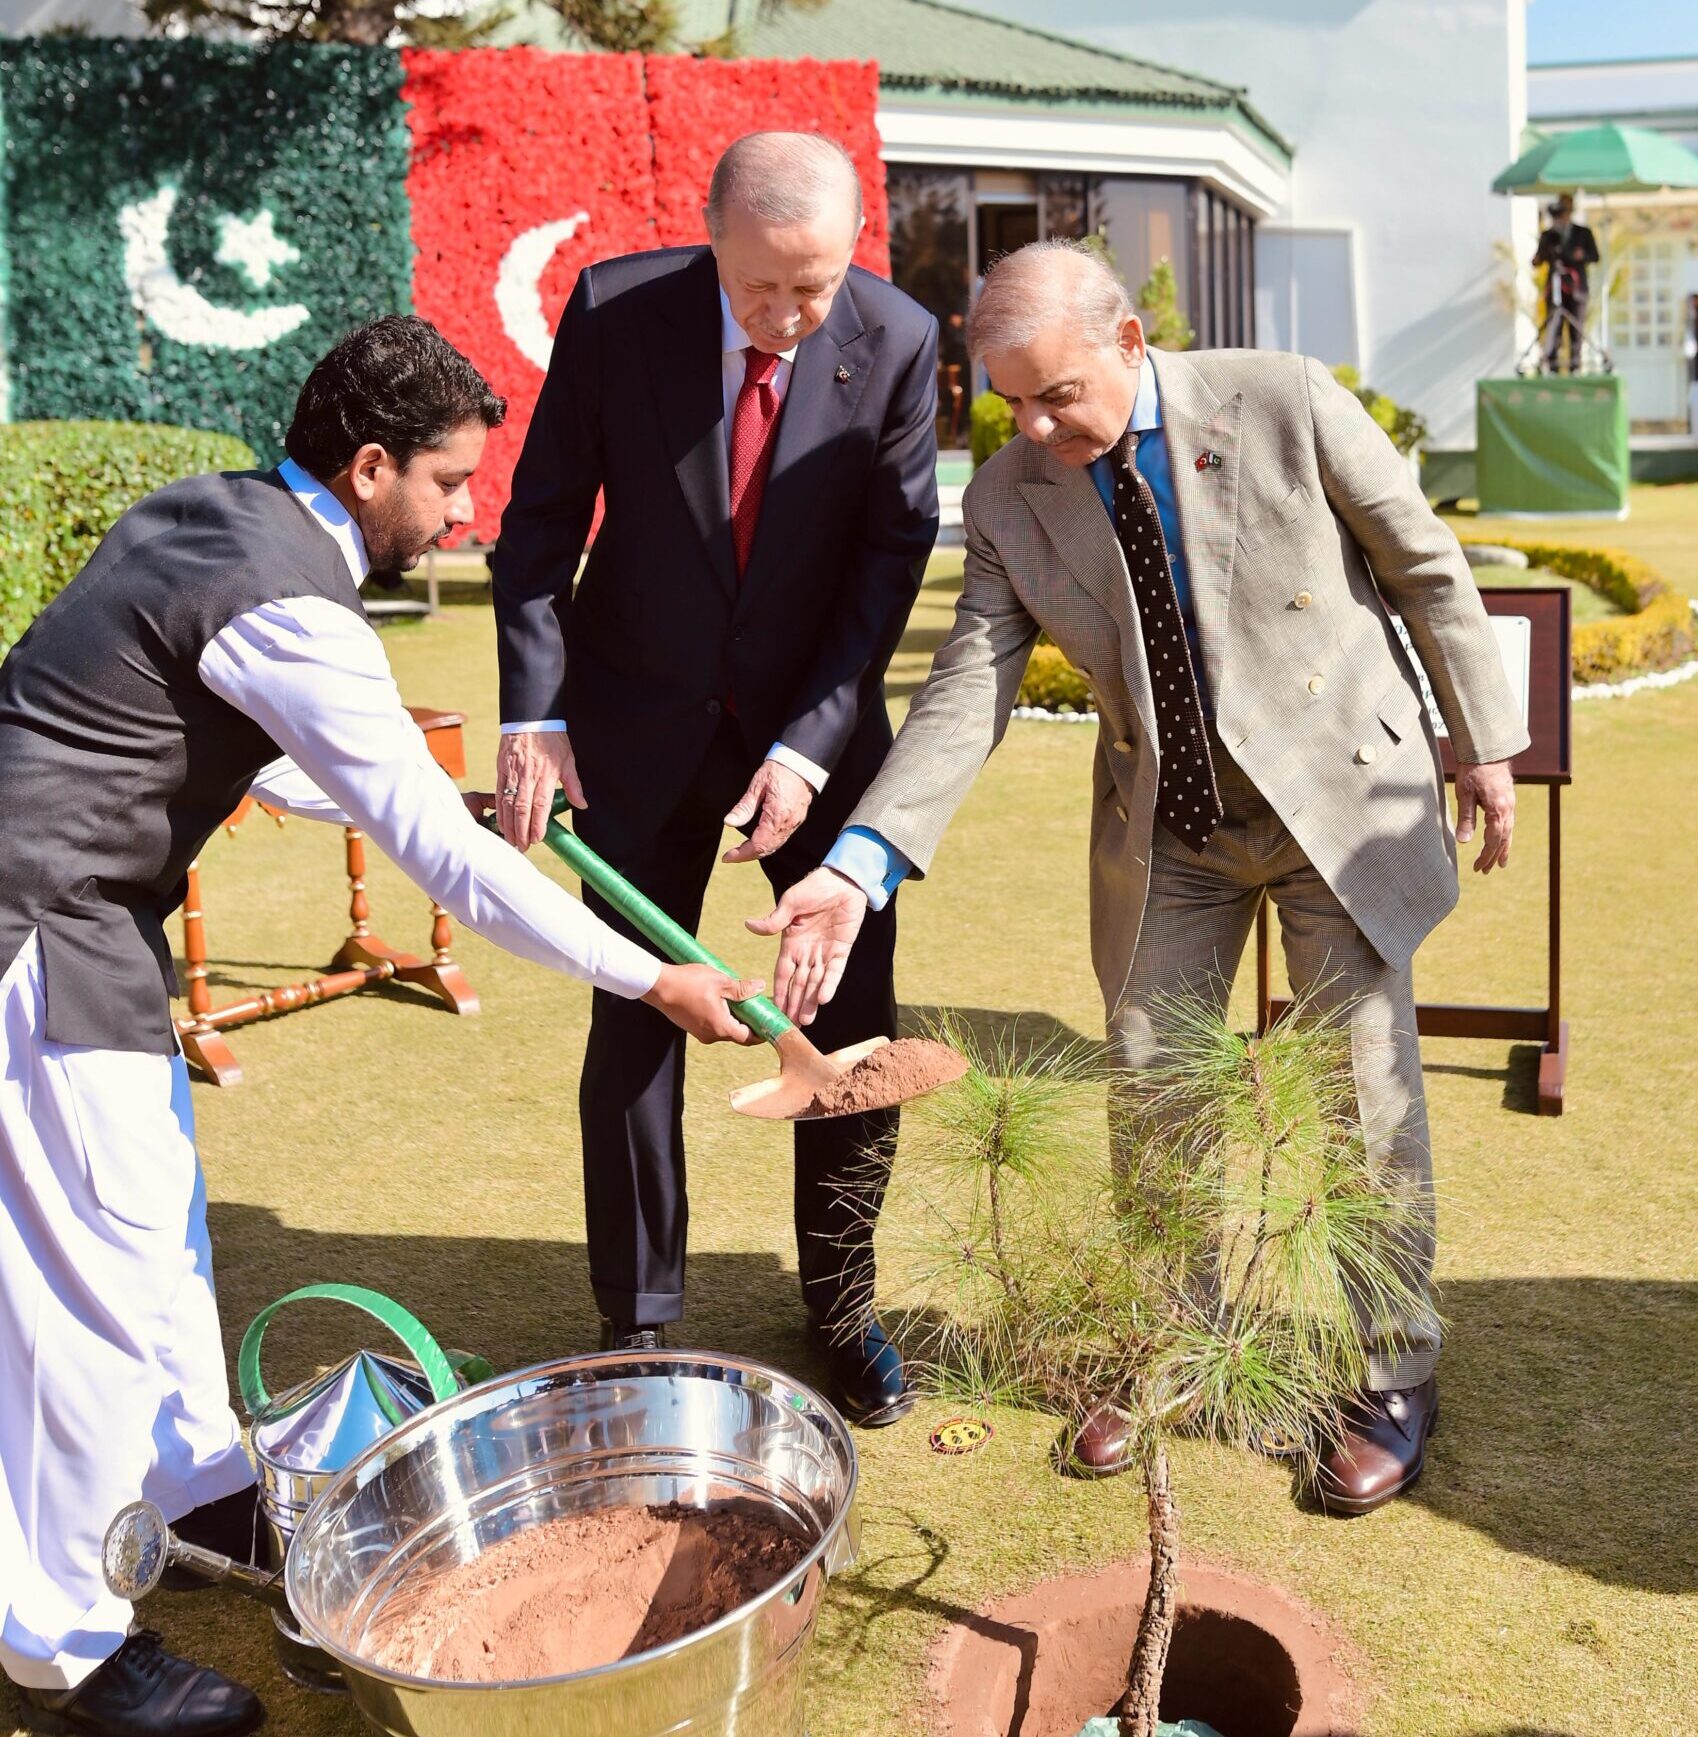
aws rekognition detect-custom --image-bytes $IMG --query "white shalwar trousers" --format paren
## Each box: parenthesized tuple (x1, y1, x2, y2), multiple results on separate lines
(0, 932, 254, 1691)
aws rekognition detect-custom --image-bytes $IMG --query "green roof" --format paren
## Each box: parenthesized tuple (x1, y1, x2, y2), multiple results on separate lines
(724, 0, 1290, 160)
(481, 0, 1291, 165)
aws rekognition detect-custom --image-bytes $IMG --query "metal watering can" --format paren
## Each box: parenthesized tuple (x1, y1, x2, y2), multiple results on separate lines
(241, 1284, 492, 1690)
(104, 1284, 488, 1694)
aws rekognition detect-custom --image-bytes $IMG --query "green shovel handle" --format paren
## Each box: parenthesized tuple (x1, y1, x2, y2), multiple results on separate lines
(480, 804, 795, 1047)
(238, 1283, 462, 1418)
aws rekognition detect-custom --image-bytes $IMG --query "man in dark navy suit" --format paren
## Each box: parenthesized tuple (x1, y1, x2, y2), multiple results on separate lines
(491, 132, 939, 1423)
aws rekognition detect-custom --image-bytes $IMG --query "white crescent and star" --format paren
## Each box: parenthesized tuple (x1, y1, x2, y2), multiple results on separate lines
(118, 185, 309, 351)
(115, 187, 595, 371)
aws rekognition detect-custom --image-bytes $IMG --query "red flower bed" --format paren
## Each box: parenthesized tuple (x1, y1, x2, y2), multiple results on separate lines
(401, 46, 654, 540)
(643, 55, 888, 274)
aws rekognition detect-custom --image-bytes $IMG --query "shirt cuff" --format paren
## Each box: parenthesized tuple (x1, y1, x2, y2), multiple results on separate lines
(501, 719, 567, 735)
(824, 826, 911, 913)
(766, 741, 829, 792)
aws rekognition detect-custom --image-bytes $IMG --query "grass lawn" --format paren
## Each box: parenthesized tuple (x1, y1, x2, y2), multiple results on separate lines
(5, 491, 1695, 1737)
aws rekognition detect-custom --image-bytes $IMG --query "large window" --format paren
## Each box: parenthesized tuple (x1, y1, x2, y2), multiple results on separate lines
(888, 164, 1258, 356)
(887, 167, 972, 372)
(1190, 186, 1255, 349)
(886, 163, 1261, 443)
(1091, 177, 1192, 321)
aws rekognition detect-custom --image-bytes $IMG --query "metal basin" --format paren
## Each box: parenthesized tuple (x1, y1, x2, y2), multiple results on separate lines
(286, 1351, 860, 1737)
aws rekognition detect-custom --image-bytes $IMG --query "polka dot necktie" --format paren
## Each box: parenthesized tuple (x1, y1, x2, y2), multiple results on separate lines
(1108, 430, 1223, 853)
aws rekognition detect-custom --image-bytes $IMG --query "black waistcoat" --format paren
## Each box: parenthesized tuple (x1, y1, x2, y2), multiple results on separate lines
(0, 469, 364, 1052)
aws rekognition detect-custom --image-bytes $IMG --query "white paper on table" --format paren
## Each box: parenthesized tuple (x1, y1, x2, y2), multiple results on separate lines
(1390, 614, 1532, 741)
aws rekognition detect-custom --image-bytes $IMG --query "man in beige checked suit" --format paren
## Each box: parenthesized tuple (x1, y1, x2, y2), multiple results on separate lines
(751, 239, 1528, 1515)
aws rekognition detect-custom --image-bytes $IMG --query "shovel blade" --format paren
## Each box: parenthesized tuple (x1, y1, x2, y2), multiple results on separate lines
(730, 1036, 889, 1121)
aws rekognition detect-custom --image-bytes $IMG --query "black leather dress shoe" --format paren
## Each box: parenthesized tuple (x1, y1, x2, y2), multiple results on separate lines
(1315, 1376, 1438, 1515)
(160, 1486, 260, 1592)
(20, 1631, 263, 1736)
(600, 1318, 667, 1352)
(810, 1314, 914, 1428)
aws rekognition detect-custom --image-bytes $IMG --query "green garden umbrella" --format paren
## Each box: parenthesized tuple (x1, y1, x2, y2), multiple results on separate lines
(1492, 123, 1698, 195)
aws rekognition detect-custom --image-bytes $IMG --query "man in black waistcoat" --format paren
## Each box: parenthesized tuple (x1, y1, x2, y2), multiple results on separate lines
(491, 133, 939, 1420)
(0, 317, 755, 1737)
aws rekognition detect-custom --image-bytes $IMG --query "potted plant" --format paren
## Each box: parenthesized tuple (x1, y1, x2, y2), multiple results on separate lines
(881, 993, 1432, 1737)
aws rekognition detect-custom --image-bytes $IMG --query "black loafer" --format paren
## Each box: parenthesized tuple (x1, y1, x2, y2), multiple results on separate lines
(811, 1313, 914, 1428)
(160, 1486, 260, 1592)
(600, 1318, 667, 1352)
(20, 1630, 264, 1736)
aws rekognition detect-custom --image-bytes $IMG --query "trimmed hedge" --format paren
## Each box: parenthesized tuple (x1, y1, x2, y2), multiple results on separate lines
(0, 420, 258, 654)
(1571, 591, 1695, 686)
(1013, 538, 1694, 710)
(1458, 535, 1694, 685)
(1018, 643, 1093, 712)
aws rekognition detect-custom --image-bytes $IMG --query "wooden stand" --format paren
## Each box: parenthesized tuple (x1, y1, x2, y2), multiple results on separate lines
(176, 707, 478, 1087)
(1256, 588, 1573, 1116)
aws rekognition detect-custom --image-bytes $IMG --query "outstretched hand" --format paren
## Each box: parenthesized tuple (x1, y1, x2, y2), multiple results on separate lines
(746, 866, 869, 1025)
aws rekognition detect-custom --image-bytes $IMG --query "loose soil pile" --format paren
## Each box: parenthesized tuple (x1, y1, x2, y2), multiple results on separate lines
(362, 1500, 810, 1683)
(805, 1038, 966, 1117)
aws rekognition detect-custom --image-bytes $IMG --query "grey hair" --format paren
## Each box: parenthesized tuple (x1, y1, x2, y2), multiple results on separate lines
(704, 132, 863, 239)
(968, 238, 1134, 358)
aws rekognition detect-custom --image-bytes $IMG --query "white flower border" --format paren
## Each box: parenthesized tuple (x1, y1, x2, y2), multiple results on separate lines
(1014, 602, 1698, 722)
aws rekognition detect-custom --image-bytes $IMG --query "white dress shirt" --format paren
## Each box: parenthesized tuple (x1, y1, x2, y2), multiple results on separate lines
(198, 459, 662, 999)
(500, 287, 829, 794)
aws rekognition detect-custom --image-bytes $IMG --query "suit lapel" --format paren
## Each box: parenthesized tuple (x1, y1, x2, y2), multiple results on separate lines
(1017, 456, 1157, 746)
(1150, 350, 1243, 708)
(736, 284, 872, 608)
(652, 252, 739, 601)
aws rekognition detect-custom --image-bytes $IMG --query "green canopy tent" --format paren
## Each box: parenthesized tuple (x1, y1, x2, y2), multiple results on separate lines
(1477, 125, 1698, 516)
(1492, 123, 1698, 197)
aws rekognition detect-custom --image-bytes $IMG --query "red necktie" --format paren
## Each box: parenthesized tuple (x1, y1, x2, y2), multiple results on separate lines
(729, 346, 783, 578)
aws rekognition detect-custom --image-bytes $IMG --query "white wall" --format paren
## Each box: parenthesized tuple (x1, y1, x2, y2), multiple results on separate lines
(968, 0, 1538, 447)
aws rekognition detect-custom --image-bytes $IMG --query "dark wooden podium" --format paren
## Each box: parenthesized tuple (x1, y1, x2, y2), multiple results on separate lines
(176, 706, 479, 1087)
(1257, 588, 1573, 1115)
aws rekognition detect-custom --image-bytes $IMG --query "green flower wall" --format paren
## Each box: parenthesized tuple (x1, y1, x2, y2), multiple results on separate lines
(0, 41, 413, 462)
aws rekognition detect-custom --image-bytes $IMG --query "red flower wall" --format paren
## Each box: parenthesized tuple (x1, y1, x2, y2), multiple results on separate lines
(644, 56, 889, 274)
(401, 48, 654, 539)
(402, 50, 887, 539)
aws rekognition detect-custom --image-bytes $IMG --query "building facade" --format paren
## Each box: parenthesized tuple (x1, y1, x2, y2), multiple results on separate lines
(968, 0, 1538, 450)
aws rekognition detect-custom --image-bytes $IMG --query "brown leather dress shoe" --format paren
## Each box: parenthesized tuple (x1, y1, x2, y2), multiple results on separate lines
(1315, 1376, 1437, 1515)
(1060, 1398, 1137, 1478)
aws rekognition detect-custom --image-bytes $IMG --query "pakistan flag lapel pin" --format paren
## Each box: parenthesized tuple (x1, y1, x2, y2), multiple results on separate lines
(1195, 450, 1223, 472)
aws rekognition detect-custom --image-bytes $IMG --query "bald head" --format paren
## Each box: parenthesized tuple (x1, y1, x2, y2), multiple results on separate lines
(968, 238, 1133, 359)
(706, 132, 865, 355)
(971, 239, 1146, 470)
(705, 132, 863, 241)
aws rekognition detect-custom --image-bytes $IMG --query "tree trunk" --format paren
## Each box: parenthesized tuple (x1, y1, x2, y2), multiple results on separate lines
(1119, 1441, 1180, 1737)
